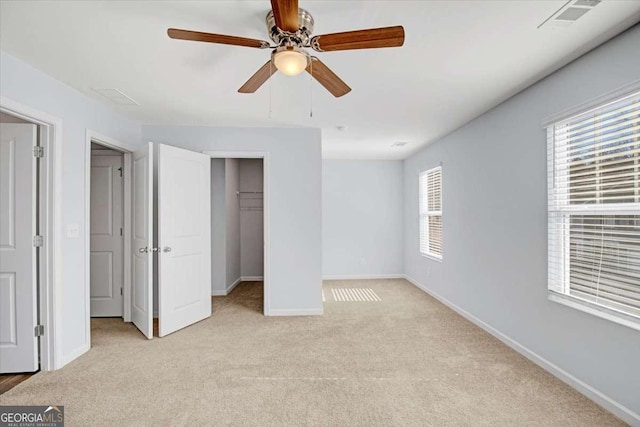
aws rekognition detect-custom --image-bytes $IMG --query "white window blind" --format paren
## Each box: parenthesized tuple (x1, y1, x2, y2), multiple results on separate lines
(419, 166, 442, 259)
(547, 90, 640, 325)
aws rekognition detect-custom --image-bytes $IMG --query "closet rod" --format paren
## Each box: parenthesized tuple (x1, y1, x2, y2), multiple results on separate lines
(236, 191, 263, 195)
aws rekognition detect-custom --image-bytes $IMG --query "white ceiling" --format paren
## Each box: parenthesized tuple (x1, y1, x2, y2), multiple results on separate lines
(1, 1, 639, 159)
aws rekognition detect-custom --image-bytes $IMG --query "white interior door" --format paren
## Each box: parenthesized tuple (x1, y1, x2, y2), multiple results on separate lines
(0, 123, 38, 373)
(157, 144, 211, 337)
(131, 142, 153, 339)
(90, 154, 124, 317)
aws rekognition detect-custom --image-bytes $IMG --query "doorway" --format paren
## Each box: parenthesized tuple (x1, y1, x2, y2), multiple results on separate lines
(0, 98, 61, 372)
(206, 151, 270, 315)
(84, 131, 136, 335)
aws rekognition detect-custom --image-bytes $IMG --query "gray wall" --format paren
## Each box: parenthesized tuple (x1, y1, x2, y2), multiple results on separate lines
(225, 158, 241, 288)
(403, 25, 640, 415)
(323, 160, 404, 277)
(239, 159, 264, 278)
(0, 51, 141, 363)
(142, 125, 323, 314)
(210, 158, 227, 294)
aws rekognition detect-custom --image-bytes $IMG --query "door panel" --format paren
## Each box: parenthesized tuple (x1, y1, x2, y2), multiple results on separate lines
(90, 252, 113, 298)
(0, 274, 17, 345)
(0, 123, 38, 373)
(131, 143, 153, 339)
(158, 144, 211, 337)
(90, 154, 124, 316)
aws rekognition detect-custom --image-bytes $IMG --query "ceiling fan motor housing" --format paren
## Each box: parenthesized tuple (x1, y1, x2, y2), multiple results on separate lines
(266, 8, 315, 46)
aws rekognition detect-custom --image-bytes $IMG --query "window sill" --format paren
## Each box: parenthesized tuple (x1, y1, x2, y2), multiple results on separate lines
(420, 252, 443, 263)
(548, 291, 640, 332)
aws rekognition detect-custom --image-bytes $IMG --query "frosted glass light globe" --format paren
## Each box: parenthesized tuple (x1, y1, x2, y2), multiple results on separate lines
(273, 48, 309, 76)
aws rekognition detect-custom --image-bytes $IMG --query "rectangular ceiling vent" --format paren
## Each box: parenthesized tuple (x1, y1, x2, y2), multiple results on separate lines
(391, 141, 409, 147)
(92, 88, 139, 106)
(538, 0, 600, 29)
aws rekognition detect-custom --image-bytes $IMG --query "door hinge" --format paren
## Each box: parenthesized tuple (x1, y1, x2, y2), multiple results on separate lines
(120, 227, 123, 236)
(118, 166, 123, 177)
(35, 325, 44, 337)
(120, 287, 123, 296)
(33, 235, 44, 247)
(33, 146, 44, 158)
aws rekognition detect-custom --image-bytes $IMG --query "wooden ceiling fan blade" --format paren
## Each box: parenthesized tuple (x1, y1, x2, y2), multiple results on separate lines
(310, 26, 405, 52)
(270, 0, 299, 33)
(238, 61, 276, 93)
(306, 57, 351, 98)
(167, 28, 270, 49)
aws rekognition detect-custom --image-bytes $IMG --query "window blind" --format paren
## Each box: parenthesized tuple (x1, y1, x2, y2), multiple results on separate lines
(548, 90, 640, 322)
(419, 166, 442, 258)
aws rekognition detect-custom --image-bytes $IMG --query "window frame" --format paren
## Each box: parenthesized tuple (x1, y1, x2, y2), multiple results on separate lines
(546, 87, 640, 331)
(419, 166, 443, 261)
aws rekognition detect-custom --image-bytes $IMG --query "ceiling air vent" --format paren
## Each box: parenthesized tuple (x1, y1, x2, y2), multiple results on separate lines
(92, 88, 139, 106)
(538, 0, 600, 29)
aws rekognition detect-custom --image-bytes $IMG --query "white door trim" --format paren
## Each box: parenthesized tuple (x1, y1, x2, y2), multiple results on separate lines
(85, 130, 135, 348)
(0, 96, 63, 371)
(202, 150, 271, 316)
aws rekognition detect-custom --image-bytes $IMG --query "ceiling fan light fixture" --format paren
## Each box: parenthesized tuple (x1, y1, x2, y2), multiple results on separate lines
(272, 46, 310, 76)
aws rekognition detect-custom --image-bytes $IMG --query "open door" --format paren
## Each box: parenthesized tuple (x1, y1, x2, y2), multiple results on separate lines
(157, 144, 211, 337)
(131, 142, 153, 339)
(0, 124, 39, 373)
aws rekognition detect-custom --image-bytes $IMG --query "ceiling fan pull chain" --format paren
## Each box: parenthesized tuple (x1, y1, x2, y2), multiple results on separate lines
(269, 61, 273, 119)
(309, 60, 313, 118)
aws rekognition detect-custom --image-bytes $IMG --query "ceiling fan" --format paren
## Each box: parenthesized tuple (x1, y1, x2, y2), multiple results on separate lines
(167, 0, 405, 98)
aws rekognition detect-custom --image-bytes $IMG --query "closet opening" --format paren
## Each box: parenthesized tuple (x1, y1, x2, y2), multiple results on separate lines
(208, 153, 269, 315)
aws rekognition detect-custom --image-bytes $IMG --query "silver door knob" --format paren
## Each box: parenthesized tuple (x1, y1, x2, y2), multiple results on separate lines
(163, 246, 172, 253)
(138, 247, 148, 253)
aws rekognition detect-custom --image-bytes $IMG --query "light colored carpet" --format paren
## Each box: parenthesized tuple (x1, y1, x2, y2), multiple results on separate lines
(0, 279, 623, 426)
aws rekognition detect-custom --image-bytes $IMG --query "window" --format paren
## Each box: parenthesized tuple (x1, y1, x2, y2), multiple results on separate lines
(547, 90, 640, 330)
(419, 166, 442, 259)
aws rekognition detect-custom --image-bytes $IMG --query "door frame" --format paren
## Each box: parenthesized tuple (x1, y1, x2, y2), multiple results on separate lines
(0, 96, 62, 371)
(203, 151, 271, 316)
(84, 130, 135, 344)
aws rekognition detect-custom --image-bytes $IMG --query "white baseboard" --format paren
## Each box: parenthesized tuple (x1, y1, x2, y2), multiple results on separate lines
(227, 277, 242, 294)
(402, 275, 640, 426)
(240, 276, 263, 281)
(267, 308, 323, 316)
(211, 277, 242, 296)
(59, 343, 90, 369)
(323, 274, 405, 280)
